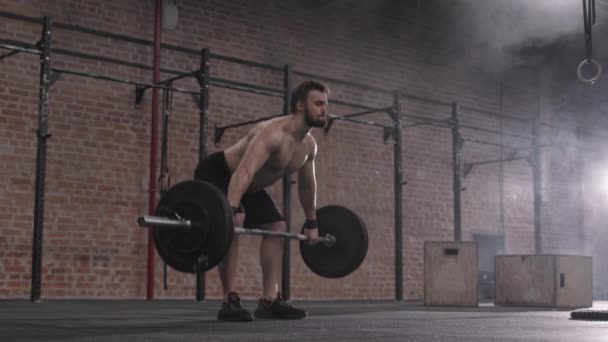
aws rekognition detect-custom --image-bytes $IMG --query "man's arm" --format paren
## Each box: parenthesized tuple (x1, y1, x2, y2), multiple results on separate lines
(297, 137, 318, 221)
(227, 129, 281, 208)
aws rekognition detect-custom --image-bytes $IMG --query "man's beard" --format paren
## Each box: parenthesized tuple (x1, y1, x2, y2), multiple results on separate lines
(304, 106, 326, 128)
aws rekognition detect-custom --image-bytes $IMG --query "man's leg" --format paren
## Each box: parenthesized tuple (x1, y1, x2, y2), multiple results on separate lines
(241, 190, 307, 319)
(216, 212, 253, 322)
(253, 220, 307, 319)
(218, 212, 245, 302)
(193, 152, 252, 321)
(258, 221, 286, 300)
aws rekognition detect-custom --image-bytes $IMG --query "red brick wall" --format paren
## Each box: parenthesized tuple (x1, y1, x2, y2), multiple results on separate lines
(0, 0, 605, 300)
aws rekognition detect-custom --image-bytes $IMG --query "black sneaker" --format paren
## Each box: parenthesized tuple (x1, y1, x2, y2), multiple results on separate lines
(253, 293, 307, 319)
(217, 292, 253, 322)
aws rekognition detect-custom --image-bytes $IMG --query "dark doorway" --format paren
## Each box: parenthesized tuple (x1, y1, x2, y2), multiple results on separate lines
(473, 233, 503, 300)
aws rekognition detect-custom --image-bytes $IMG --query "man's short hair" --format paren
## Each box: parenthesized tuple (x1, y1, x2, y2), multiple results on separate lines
(290, 81, 330, 113)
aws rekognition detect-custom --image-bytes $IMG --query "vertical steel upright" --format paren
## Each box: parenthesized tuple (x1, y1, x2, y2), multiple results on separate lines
(390, 91, 404, 301)
(195, 48, 211, 301)
(575, 127, 585, 253)
(160, 82, 172, 291)
(498, 84, 506, 251)
(451, 102, 462, 241)
(532, 114, 542, 254)
(31, 16, 53, 303)
(281, 65, 292, 299)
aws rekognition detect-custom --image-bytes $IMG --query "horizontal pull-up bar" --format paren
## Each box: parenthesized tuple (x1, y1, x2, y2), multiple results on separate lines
(459, 124, 532, 140)
(0, 43, 41, 57)
(0, 49, 22, 60)
(459, 105, 531, 124)
(325, 114, 391, 130)
(51, 68, 200, 96)
(463, 155, 529, 177)
(330, 99, 379, 111)
(213, 101, 394, 130)
(217, 114, 284, 131)
(214, 106, 395, 146)
(209, 78, 285, 97)
(466, 156, 529, 167)
(400, 114, 453, 129)
(214, 114, 284, 146)
(1, 10, 539, 128)
(292, 71, 394, 96)
(341, 106, 393, 118)
(461, 137, 506, 148)
(209, 53, 284, 72)
(54, 47, 285, 98)
(0, 11, 286, 72)
(157, 70, 199, 85)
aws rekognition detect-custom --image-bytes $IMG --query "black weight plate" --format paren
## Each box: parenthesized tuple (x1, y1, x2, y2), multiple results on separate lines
(153, 180, 234, 273)
(571, 309, 608, 320)
(299, 205, 368, 278)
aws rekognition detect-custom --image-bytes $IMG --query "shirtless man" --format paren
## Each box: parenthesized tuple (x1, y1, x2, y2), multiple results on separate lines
(194, 81, 329, 321)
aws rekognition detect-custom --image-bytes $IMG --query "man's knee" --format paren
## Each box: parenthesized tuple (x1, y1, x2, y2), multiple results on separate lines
(234, 213, 245, 227)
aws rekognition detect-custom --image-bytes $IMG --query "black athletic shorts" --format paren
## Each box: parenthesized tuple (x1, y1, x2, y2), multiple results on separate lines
(193, 151, 284, 228)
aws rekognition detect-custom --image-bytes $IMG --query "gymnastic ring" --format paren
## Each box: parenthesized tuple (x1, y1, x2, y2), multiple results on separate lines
(577, 58, 602, 84)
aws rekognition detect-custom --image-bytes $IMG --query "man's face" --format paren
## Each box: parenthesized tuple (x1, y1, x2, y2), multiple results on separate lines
(302, 90, 328, 128)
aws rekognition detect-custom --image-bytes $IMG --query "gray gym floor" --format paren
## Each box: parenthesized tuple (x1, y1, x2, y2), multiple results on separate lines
(1, 300, 607, 341)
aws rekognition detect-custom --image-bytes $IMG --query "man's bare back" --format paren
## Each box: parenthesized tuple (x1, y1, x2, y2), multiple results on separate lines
(223, 116, 316, 193)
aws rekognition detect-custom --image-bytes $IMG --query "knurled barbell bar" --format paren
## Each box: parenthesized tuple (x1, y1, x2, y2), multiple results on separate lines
(137, 179, 369, 278)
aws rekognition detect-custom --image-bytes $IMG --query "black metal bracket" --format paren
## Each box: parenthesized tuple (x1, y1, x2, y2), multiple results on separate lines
(48, 70, 62, 86)
(192, 69, 204, 109)
(323, 117, 336, 135)
(135, 85, 149, 109)
(464, 154, 530, 178)
(384, 107, 401, 144)
(214, 124, 225, 147)
(508, 149, 520, 161)
(195, 70, 206, 87)
(192, 94, 201, 109)
(383, 127, 395, 144)
(0, 50, 20, 60)
(387, 107, 399, 121)
(457, 136, 464, 150)
(463, 163, 474, 178)
(36, 130, 52, 140)
(525, 155, 535, 167)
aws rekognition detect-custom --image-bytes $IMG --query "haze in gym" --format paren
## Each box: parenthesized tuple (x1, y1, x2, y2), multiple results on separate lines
(1, 0, 608, 341)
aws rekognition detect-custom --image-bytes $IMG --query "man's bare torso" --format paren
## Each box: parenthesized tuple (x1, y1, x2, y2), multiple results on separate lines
(223, 116, 314, 192)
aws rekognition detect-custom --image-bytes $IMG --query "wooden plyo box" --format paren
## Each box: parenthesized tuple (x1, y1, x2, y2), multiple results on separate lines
(424, 241, 479, 307)
(495, 254, 592, 308)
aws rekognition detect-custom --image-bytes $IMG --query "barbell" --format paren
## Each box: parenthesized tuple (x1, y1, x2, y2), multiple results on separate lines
(137, 179, 369, 278)
(138, 216, 337, 246)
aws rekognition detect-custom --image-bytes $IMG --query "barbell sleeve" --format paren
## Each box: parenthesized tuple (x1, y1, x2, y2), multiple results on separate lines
(137, 215, 192, 230)
(137, 215, 336, 246)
